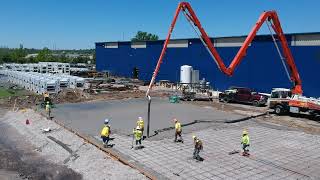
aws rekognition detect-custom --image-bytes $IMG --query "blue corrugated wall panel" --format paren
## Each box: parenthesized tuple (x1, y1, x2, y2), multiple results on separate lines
(96, 37, 320, 97)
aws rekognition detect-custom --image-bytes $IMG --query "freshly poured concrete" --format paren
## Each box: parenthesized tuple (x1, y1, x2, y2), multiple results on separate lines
(53, 98, 244, 136)
(52, 98, 320, 179)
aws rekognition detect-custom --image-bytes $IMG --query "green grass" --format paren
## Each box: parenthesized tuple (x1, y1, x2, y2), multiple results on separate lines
(0, 86, 31, 99)
(0, 88, 14, 98)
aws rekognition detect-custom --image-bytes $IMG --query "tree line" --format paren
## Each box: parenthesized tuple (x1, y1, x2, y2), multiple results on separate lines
(0, 31, 159, 64)
(0, 44, 95, 64)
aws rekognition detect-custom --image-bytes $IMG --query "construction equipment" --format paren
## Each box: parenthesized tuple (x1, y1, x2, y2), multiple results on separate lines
(268, 88, 320, 118)
(146, 2, 301, 96)
(145, 2, 320, 118)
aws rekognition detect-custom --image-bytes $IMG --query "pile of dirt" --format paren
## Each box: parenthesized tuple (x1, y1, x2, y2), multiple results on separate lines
(52, 89, 92, 104)
(0, 95, 42, 109)
(0, 88, 172, 109)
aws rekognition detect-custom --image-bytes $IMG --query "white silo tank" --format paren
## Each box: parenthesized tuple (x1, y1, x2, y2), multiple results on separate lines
(180, 65, 193, 84)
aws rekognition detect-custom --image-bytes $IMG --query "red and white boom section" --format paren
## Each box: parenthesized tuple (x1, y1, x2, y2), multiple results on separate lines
(146, 2, 302, 97)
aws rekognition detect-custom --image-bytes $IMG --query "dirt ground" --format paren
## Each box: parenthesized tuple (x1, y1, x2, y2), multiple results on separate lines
(0, 89, 170, 109)
(0, 109, 82, 180)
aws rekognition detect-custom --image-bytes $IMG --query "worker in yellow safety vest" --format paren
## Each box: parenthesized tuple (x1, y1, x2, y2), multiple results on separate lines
(174, 118, 183, 143)
(45, 101, 51, 116)
(241, 130, 250, 156)
(43, 92, 49, 102)
(137, 117, 144, 135)
(133, 126, 143, 148)
(101, 119, 111, 147)
(193, 135, 203, 160)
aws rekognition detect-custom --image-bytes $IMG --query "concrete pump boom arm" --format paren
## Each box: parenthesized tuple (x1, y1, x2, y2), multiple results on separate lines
(146, 2, 302, 96)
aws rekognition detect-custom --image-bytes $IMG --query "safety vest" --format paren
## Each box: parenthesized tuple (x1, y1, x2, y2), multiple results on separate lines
(101, 125, 110, 137)
(137, 120, 144, 129)
(45, 104, 50, 112)
(195, 139, 203, 150)
(175, 122, 181, 132)
(133, 129, 142, 140)
(242, 135, 250, 145)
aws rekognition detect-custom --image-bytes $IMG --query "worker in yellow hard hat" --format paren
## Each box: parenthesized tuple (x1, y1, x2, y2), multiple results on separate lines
(43, 92, 50, 104)
(137, 117, 144, 135)
(101, 119, 111, 148)
(192, 135, 203, 160)
(173, 118, 183, 143)
(133, 126, 143, 149)
(241, 130, 250, 156)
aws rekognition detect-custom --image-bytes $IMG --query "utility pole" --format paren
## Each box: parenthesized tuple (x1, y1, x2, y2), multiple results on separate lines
(147, 95, 151, 138)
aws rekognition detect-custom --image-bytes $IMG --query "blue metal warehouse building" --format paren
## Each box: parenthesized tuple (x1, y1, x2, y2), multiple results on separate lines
(96, 32, 320, 97)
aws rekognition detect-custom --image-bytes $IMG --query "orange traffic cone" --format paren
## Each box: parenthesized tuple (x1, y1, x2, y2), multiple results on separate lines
(26, 119, 30, 125)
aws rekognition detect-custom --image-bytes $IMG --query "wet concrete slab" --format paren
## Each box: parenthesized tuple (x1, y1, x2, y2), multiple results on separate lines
(53, 98, 244, 136)
(97, 122, 320, 179)
(51, 98, 320, 179)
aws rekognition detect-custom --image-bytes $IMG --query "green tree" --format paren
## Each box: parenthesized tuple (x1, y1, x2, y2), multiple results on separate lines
(10, 44, 27, 63)
(131, 31, 159, 41)
(2, 54, 12, 63)
(36, 47, 52, 62)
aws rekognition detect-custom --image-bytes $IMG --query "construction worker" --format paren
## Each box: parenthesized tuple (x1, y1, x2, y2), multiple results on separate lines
(192, 135, 203, 160)
(174, 118, 183, 143)
(43, 92, 49, 102)
(101, 119, 111, 148)
(241, 130, 250, 156)
(45, 101, 51, 117)
(137, 117, 144, 135)
(133, 126, 143, 148)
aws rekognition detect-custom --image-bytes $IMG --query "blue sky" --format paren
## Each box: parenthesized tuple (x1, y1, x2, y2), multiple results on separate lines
(0, 0, 319, 49)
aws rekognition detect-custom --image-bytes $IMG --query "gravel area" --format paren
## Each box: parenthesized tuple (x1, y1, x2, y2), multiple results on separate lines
(1, 109, 147, 180)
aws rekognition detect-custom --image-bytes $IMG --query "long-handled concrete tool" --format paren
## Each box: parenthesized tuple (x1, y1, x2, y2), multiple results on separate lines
(131, 132, 134, 149)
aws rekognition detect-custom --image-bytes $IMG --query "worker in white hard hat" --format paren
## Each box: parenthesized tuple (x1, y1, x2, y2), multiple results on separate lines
(241, 129, 250, 156)
(133, 125, 143, 148)
(101, 118, 111, 148)
(192, 135, 203, 160)
(136, 117, 144, 135)
(174, 118, 183, 143)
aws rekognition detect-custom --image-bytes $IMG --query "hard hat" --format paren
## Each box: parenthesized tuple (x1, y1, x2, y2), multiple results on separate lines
(242, 130, 248, 135)
(138, 117, 143, 120)
(47, 101, 50, 104)
(192, 135, 196, 140)
(136, 126, 141, 130)
(104, 119, 109, 124)
(173, 118, 178, 122)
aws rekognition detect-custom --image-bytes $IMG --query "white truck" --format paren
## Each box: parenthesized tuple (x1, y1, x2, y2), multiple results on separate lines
(268, 88, 320, 120)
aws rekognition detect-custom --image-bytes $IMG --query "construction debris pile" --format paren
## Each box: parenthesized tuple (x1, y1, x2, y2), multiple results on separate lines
(86, 78, 145, 94)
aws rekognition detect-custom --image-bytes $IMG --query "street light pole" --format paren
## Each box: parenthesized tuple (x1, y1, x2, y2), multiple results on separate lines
(147, 95, 151, 138)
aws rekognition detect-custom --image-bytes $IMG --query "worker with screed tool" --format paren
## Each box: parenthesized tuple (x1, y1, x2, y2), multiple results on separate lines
(173, 118, 183, 143)
(192, 135, 203, 161)
(133, 126, 143, 149)
(101, 119, 111, 148)
(137, 117, 144, 135)
(241, 129, 250, 156)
